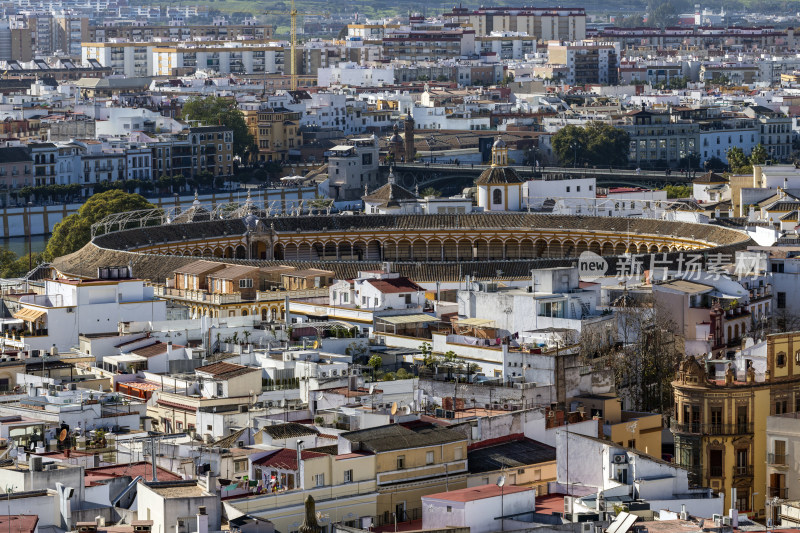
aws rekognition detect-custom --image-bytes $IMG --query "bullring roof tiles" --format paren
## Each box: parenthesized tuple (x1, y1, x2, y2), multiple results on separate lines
(52, 214, 753, 283)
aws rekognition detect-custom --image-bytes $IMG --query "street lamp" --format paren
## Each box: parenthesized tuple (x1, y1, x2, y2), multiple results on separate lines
(496, 474, 506, 532)
(570, 141, 579, 168)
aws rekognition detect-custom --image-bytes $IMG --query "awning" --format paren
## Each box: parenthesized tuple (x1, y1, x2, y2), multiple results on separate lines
(13, 308, 46, 322)
(377, 314, 439, 325)
(456, 318, 496, 328)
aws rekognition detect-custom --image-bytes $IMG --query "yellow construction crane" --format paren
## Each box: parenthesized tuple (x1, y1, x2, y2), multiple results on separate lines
(264, 0, 328, 90)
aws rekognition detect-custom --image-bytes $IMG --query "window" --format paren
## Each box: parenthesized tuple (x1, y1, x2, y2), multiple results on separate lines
(710, 407, 722, 433)
(492, 188, 503, 205)
(778, 352, 787, 367)
(397, 455, 405, 469)
(344, 469, 353, 483)
(426, 451, 434, 464)
(239, 279, 253, 289)
(778, 292, 787, 309)
(446, 506, 452, 513)
(314, 474, 325, 486)
(234, 459, 248, 473)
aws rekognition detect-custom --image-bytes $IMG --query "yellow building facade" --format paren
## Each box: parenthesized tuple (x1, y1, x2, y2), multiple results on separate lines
(244, 107, 302, 163)
(672, 331, 800, 518)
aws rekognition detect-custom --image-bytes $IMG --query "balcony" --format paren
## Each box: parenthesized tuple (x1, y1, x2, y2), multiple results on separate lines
(670, 418, 753, 435)
(154, 286, 242, 305)
(709, 465, 723, 477)
(768, 487, 788, 499)
(733, 465, 753, 478)
(768, 453, 788, 466)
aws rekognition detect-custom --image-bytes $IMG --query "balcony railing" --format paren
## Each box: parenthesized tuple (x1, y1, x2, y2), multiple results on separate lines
(768, 453, 788, 466)
(768, 487, 788, 499)
(670, 418, 753, 435)
(709, 465, 723, 477)
(733, 465, 753, 477)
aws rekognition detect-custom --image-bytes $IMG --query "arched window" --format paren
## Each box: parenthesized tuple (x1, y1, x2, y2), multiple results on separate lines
(492, 188, 503, 205)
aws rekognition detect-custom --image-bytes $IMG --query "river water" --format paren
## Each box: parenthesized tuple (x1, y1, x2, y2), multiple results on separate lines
(0, 235, 49, 257)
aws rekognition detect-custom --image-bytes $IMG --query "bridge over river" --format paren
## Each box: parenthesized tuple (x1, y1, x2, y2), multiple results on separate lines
(382, 163, 694, 196)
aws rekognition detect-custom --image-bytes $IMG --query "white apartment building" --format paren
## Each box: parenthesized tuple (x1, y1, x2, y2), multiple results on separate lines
(326, 136, 380, 202)
(8, 272, 166, 352)
(82, 41, 155, 77)
(317, 62, 394, 87)
(523, 177, 596, 209)
(152, 42, 286, 76)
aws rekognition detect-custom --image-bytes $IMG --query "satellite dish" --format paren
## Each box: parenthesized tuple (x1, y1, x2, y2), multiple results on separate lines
(403, 405, 411, 415)
(58, 429, 67, 442)
(496, 475, 506, 487)
(390, 402, 398, 415)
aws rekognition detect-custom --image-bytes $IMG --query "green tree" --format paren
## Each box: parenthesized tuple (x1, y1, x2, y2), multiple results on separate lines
(181, 95, 255, 159)
(551, 125, 586, 167)
(0, 249, 45, 278)
(552, 122, 629, 167)
(727, 146, 752, 174)
(750, 143, 769, 166)
(664, 185, 692, 199)
(420, 187, 441, 198)
(44, 190, 153, 260)
(419, 341, 435, 367)
(584, 121, 630, 167)
(368, 354, 383, 371)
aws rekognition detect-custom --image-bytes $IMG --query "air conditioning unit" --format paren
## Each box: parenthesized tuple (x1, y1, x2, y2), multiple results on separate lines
(581, 523, 593, 533)
(613, 454, 627, 464)
(321, 372, 327, 378)
(722, 517, 732, 526)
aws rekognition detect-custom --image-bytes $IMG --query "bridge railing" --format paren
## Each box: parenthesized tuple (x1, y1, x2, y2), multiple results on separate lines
(384, 162, 692, 177)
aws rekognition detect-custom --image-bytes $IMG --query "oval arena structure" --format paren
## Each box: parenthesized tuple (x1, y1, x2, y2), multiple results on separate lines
(51, 212, 755, 283)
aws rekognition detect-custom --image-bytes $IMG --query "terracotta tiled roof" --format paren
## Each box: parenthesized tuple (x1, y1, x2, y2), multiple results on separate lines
(84, 461, 181, 486)
(53, 214, 754, 283)
(260, 422, 319, 439)
(207, 264, 259, 280)
(174, 260, 227, 276)
(252, 448, 327, 470)
(366, 277, 424, 293)
(693, 171, 728, 184)
(363, 182, 418, 208)
(476, 166, 525, 185)
(195, 361, 259, 379)
(129, 342, 168, 358)
(212, 427, 248, 448)
(0, 516, 38, 533)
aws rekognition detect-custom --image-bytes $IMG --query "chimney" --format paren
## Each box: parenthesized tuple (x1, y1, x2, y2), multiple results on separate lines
(196, 507, 208, 533)
(205, 473, 217, 494)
